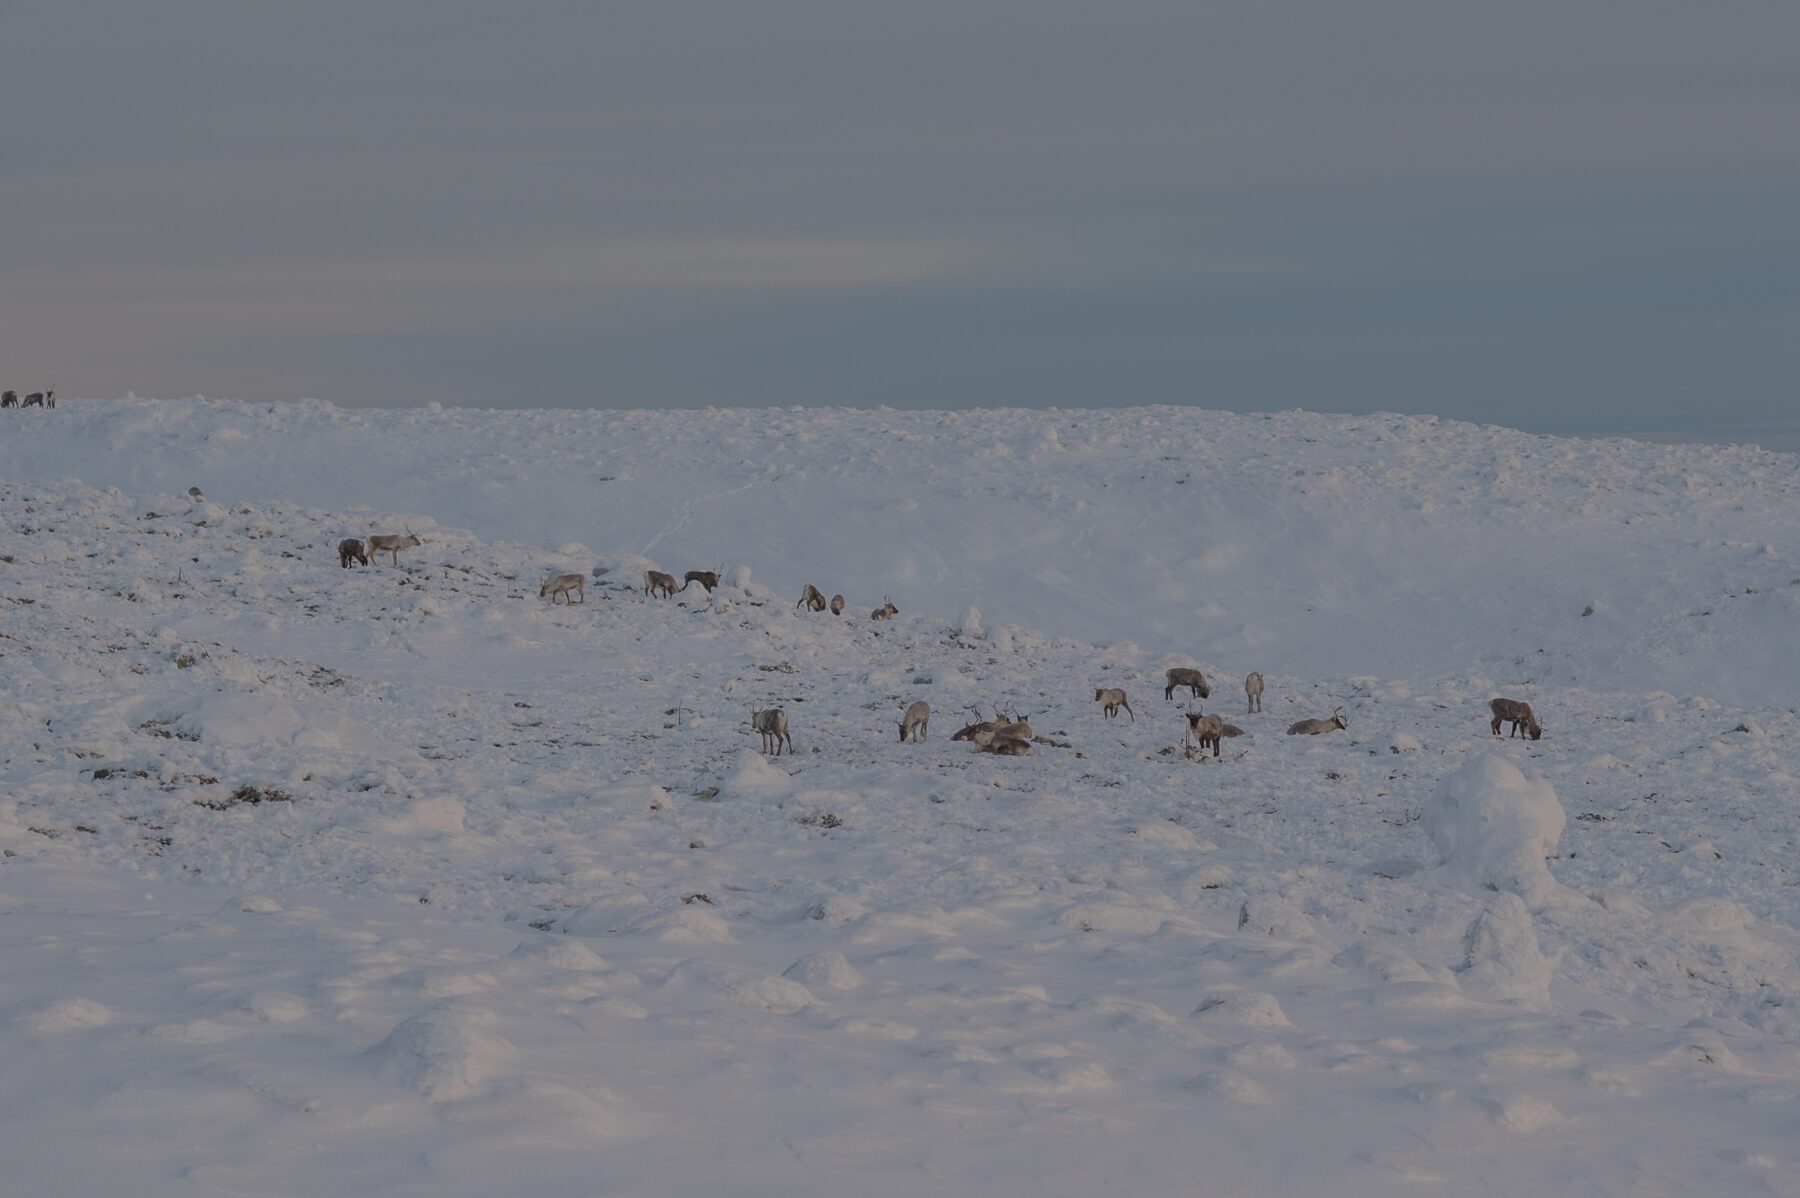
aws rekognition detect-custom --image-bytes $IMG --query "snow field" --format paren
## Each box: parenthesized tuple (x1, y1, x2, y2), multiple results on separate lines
(1, 398, 1799, 1194)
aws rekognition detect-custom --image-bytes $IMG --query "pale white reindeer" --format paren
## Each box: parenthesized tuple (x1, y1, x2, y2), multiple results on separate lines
(899, 700, 930, 743)
(1245, 672, 1265, 714)
(540, 573, 586, 604)
(752, 707, 793, 756)
(829, 594, 845, 615)
(367, 528, 422, 566)
(1094, 687, 1135, 721)
(644, 569, 681, 598)
(1287, 707, 1347, 736)
(981, 735, 1033, 756)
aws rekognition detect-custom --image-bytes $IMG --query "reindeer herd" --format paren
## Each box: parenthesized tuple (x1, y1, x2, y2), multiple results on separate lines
(320, 524, 1546, 762)
(1, 388, 55, 409)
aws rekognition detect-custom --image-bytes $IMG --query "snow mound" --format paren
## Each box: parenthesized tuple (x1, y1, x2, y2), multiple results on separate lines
(367, 1006, 515, 1101)
(720, 749, 794, 798)
(1456, 893, 1555, 1008)
(1424, 754, 1568, 906)
(782, 950, 865, 991)
(1192, 991, 1292, 1028)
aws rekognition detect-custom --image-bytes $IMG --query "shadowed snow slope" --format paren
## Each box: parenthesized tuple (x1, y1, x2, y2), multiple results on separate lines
(3, 396, 1797, 703)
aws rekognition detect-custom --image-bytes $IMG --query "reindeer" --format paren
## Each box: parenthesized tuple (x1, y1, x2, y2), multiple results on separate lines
(337, 538, 369, 568)
(540, 573, 586, 604)
(981, 735, 1033, 757)
(899, 700, 930, 743)
(994, 711, 1033, 741)
(644, 569, 681, 598)
(21, 389, 52, 409)
(829, 594, 845, 615)
(796, 583, 828, 612)
(187, 486, 204, 500)
(871, 596, 898, 621)
(0, 391, 15, 408)
(1287, 707, 1347, 736)
(1489, 698, 1542, 740)
(367, 529, 422, 565)
(1165, 667, 1210, 701)
(1184, 709, 1225, 758)
(752, 707, 793, 756)
(682, 568, 722, 594)
(1245, 672, 1264, 714)
(951, 705, 1008, 746)
(1095, 687, 1135, 721)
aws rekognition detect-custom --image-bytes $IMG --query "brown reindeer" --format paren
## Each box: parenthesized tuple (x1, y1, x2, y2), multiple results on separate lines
(796, 583, 828, 612)
(644, 570, 681, 598)
(337, 538, 369, 568)
(1489, 698, 1542, 740)
(367, 529, 422, 565)
(1165, 667, 1210, 701)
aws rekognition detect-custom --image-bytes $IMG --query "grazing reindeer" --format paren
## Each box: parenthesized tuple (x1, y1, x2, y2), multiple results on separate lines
(1489, 698, 1542, 740)
(644, 569, 681, 598)
(540, 573, 586, 604)
(337, 538, 369, 568)
(21, 389, 52, 409)
(752, 707, 793, 756)
(952, 705, 1007, 746)
(871, 596, 898, 621)
(1184, 709, 1225, 758)
(796, 583, 828, 612)
(0, 391, 15, 408)
(1165, 667, 1210, 701)
(829, 594, 845, 615)
(367, 529, 422, 566)
(682, 568, 722, 594)
(899, 700, 930, 743)
(1287, 707, 1347, 736)
(1094, 687, 1135, 721)
(981, 735, 1033, 757)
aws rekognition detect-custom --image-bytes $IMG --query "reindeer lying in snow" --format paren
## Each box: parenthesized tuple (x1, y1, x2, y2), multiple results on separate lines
(1165, 667, 1210, 701)
(870, 596, 898, 621)
(540, 573, 586, 604)
(752, 707, 793, 756)
(951, 705, 1008, 747)
(1287, 707, 1346, 736)
(1489, 698, 1542, 740)
(899, 700, 930, 743)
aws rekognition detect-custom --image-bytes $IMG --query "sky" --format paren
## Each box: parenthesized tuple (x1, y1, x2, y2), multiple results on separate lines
(3, 2, 1797, 445)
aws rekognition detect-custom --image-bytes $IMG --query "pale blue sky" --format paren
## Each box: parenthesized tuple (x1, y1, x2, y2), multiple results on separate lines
(3, 2, 1796, 445)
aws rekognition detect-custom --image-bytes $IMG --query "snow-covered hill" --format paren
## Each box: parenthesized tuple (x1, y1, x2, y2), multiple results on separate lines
(4, 395, 1797, 703)
(2, 398, 1799, 1195)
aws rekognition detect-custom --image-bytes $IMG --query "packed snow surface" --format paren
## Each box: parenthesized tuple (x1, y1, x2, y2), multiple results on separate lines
(2, 396, 1799, 1196)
